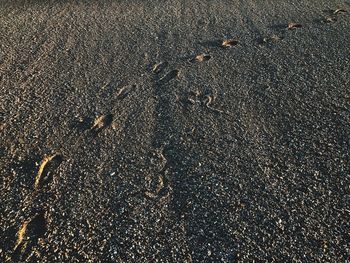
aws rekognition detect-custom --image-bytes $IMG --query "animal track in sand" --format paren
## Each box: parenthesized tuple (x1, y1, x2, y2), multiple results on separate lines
(34, 154, 63, 190)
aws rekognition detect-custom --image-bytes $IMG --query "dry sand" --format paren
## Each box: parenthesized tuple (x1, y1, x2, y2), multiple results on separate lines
(1, 1, 350, 262)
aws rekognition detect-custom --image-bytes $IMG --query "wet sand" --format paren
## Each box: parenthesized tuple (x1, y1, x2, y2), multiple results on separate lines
(1, 1, 350, 262)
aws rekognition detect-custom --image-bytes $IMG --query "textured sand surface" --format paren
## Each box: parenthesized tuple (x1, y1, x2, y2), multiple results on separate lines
(1, 1, 350, 262)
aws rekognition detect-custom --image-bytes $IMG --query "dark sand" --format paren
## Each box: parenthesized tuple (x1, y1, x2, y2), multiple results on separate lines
(1, 1, 350, 262)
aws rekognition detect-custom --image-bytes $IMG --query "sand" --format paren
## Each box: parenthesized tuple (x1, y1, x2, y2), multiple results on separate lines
(1, 1, 349, 262)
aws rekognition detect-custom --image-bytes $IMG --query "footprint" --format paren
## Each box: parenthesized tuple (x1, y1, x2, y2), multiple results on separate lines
(323, 8, 346, 16)
(260, 35, 284, 44)
(200, 39, 223, 48)
(190, 53, 211, 62)
(287, 23, 302, 30)
(158, 69, 179, 84)
(90, 114, 113, 135)
(145, 175, 165, 199)
(221, 39, 239, 48)
(73, 116, 94, 132)
(34, 154, 63, 190)
(116, 84, 136, 100)
(323, 16, 338, 23)
(321, 8, 346, 24)
(333, 9, 346, 15)
(12, 211, 47, 261)
(175, 92, 199, 111)
(152, 61, 168, 74)
(204, 94, 224, 114)
(145, 149, 167, 199)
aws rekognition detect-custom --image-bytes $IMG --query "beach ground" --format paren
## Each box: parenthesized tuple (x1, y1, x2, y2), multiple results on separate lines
(1, 1, 349, 262)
